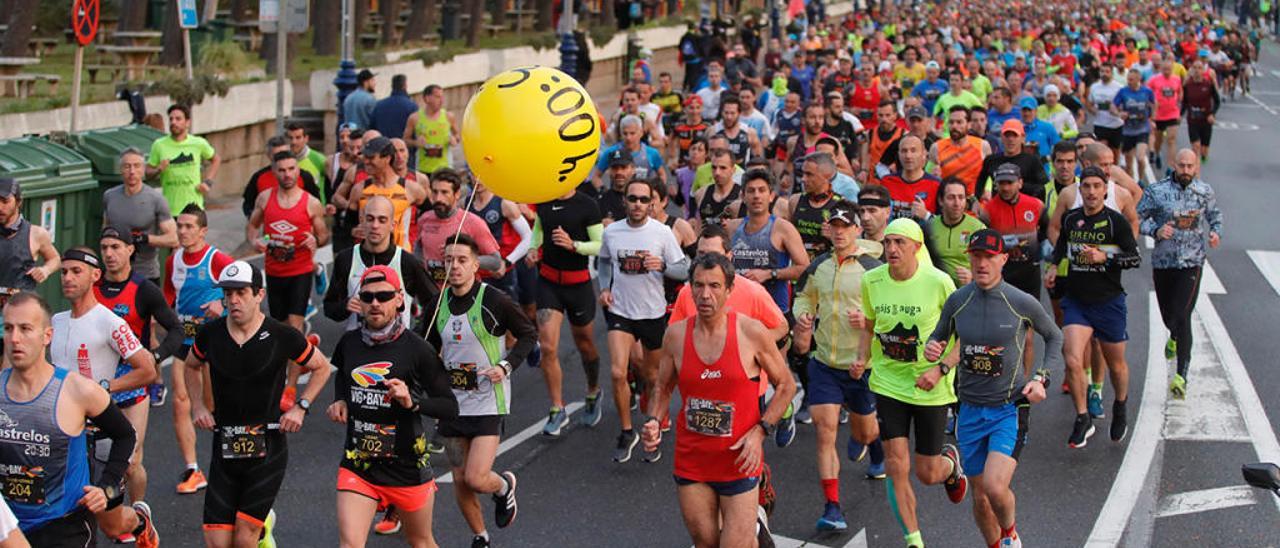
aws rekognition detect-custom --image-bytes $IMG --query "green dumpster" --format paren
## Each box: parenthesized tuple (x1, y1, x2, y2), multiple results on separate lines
(0, 137, 99, 312)
(66, 124, 166, 237)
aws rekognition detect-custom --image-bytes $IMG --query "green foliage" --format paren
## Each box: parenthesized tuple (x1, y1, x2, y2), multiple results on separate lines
(412, 44, 466, 67)
(35, 2, 70, 36)
(198, 41, 255, 78)
(146, 71, 230, 107)
(522, 32, 561, 51)
(587, 25, 617, 48)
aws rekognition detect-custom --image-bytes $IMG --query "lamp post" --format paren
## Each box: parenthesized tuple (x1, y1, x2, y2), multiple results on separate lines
(558, 0, 578, 81)
(333, 0, 357, 127)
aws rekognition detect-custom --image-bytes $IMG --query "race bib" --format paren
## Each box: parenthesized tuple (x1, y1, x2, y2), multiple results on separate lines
(618, 250, 649, 274)
(427, 260, 446, 283)
(1173, 209, 1201, 230)
(267, 241, 296, 263)
(351, 420, 397, 459)
(423, 145, 443, 158)
(961, 344, 1005, 377)
(878, 330, 919, 362)
(684, 397, 734, 438)
(0, 466, 45, 505)
(449, 363, 480, 391)
(1003, 234, 1033, 262)
(1162, 87, 1175, 98)
(220, 424, 268, 459)
(180, 315, 202, 338)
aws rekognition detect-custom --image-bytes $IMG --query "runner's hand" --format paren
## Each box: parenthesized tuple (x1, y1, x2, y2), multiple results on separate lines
(916, 365, 943, 391)
(847, 309, 866, 330)
(955, 266, 972, 285)
(1080, 245, 1106, 265)
(730, 425, 765, 475)
(1209, 232, 1220, 248)
(1043, 268, 1057, 289)
(1158, 222, 1175, 240)
(795, 313, 815, 335)
(280, 406, 305, 433)
(598, 289, 613, 308)
(347, 296, 363, 314)
(201, 300, 223, 319)
(924, 340, 946, 362)
(850, 358, 866, 380)
(327, 400, 348, 423)
(643, 253, 665, 272)
(743, 269, 770, 283)
(641, 417, 661, 453)
(26, 266, 47, 284)
(197, 183, 210, 195)
(1022, 378, 1047, 404)
(483, 366, 506, 383)
(551, 227, 575, 251)
(253, 239, 268, 253)
(385, 378, 413, 409)
(192, 406, 216, 431)
(325, 204, 338, 216)
(301, 233, 318, 252)
(912, 197, 930, 219)
(525, 247, 540, 266)
(78, 486, 108, 513)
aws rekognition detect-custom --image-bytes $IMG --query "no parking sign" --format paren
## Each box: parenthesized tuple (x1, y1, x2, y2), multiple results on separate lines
(72, 0, 100, 46)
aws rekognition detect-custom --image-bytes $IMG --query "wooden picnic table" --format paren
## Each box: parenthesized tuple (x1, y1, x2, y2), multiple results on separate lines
(112, 31, 163, 47)
(26, 38, 59, 58)
(98, 45, 162, 80)
(0, 57, 40, 97)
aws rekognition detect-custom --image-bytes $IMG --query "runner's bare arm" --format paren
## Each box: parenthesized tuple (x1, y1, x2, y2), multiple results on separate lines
(246, 190, 269, 245)
(309, 196, 331, 246)
(776, 219, 811, 280)
(112, 336, 159, 393)
(743, 317, 795, 426)
(27, 225, 59, 283)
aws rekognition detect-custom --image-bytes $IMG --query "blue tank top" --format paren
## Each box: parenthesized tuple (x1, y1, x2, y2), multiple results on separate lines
(0, 367, 89, 532)
(171, 247, 224, 344)
(730, 216, 791, 312)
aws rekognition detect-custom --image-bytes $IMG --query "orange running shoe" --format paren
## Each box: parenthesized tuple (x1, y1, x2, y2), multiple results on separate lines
(176, 468, 207, 494)
(374, 507, 401, 535)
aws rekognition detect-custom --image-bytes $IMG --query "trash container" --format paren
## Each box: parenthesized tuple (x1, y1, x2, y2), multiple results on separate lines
(65, 124, 166, 235)
(0, 137, 99, 311)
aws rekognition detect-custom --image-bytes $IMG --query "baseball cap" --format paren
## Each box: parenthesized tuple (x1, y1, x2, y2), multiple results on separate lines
(0, 178, 20, 199)
(1043, 84, 1061, 97)
(907, 106, 930, 119)
(362, 136, 394, 157)
(607, 148, 634, 167)
(966, 229, 1006, 255)
(99, 226, 131, 245)
(1019, 96, 1039, 110)
(216, 261, 264, 290)
(827, 200, 858, 226)
(359, 265, 403, 291)
(1000, 119, 1025, 136)
(994, 163, 1022, 182)
(357, 69, 376, 83)
(925, 60, 941, 70)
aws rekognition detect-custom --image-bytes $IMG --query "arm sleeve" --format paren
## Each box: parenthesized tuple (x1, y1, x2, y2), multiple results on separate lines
(401, 254, 440, 320)
(664, 256, 691, 281)
(928, 291, 959, 344)
(1107, 211, 1143, 269)
(412, 347, 459, 420)
(662, 231, 689, 281)
(323, 251, 355, 322)
(332, 339, 348, 401)
(1136, 191, 1160, 237)
(1205, 186, 1223, 236)
(575, 223, 605, 256)
(140, 281, 183, 362)
(242, 173, 260, 218)
(506, 215, 532, 264)
(89, 403, 137, 490)
(1024, 293, 1064, 373)
(531, 216, 543, 250)
(301, 172, 321, 201)
(597, 255, 615, 289)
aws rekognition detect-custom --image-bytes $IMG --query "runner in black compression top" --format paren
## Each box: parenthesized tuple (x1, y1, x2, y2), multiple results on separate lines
(791, 154, 839, 259)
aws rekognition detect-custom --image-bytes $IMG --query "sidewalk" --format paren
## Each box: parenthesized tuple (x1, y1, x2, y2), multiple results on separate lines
(205, 195, 259, 258)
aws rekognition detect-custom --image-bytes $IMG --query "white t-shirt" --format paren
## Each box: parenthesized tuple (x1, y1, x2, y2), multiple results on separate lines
(600, 218, 685, 320)
(0, 496, 17, 543)
(1089, 80, 1125, 129)
(50, 303, 142, 384)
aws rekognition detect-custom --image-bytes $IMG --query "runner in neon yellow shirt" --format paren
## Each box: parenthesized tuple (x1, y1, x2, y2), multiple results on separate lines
(146, 104, 219, 215)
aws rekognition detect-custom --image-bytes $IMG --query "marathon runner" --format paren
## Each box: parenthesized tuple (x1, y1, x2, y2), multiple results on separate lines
(596, 115, 667, 188)
(1085, 61, 1126, 162)
(856, 185, 894, 252)
(672, 96, 710, 167)
(0, 178, 60, 360)
(50, 247, 160, 545)
(285, 121, 330, 203)
(404, 84, 459, 174)
(327, 264, 459, 548)
(1137, 149, 1223, 398)
(786, 152, 839, 260)
(1112, 69, 1156, 184)
(347, 136, 429, 252)
(415, 169, 502, 288)
(1147, 58, 1183, 172)
(468, 180, 533, 302)
(859, 219, 967, 548)
(976, 119, 1050, 202)
(725, 171, 809, 314)
(691, 149, 742, 232)
(881, 136, 942, 221)
(641, 253, 796, 548)
(867, 101, 906, 185)
(94, 227, 185, 500)
(924, 229, 1063, 548)
(598, 178, 690, 462)
(146, 104, 220, 215)
(596, 149, 636, 224)
(1045, 167, 1142, 448)
(782, 104, 830, 189)
(241, 136, 323, 219)
(1181, 58, 1220, 163)
(709, 96, 764, 166)
(102, 148, 179, 288)
(186, 260, 332, 548)
(246, 151, 330, 410)
(791, 202, 887, 532)
(926, 179, 987, 286)
(979, 164, 1048, 303)
(163, 204, 235, 496)
(529, 187, 604, 436)
(429, 236, 536, 547)
(0, 292, 152, 547)
(929, 108, 991, 197)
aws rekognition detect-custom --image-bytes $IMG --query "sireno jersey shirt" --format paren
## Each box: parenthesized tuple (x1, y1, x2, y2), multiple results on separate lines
(861, 263, 957, 406)
(1050, 206, 1141, 304)
(50, 304, 143, 391)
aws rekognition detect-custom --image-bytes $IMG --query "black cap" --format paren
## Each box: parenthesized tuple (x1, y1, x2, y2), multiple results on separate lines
(827, 200, 858, 226)
(907, 106, 930, 119)
(0, 178, 20, 199)
(357, 69, 375, 83)
(994, 163, 1022, 182)
(216, 261, 264, 290)
(362, 136, 393, 157)
(607, 148, 634, 167)
(967, 228, 1007, 255)
(99, 226, 130, 245)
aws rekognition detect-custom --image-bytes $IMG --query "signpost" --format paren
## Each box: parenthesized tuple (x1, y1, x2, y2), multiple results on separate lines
(261, 0, 308, 133)
(178, 0, 198, 79)
(70, 0, 99, 133)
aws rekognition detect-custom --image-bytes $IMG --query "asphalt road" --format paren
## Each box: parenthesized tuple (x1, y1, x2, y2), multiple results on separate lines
(129, 50, 1280, 548)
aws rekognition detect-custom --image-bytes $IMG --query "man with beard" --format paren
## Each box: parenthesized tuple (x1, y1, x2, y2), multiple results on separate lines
(415, 169, 502, 288)
(147, 104, 221, 214)
(929, 108, 990, 197)
(784, 104, 832, 190)
(866, 100, 906, 185)
(709, 96, 764, 165)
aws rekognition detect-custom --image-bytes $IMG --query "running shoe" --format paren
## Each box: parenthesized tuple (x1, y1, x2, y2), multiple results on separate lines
(1170, 373, 1187, 399)
(1000, 532, 1023, 547)
(1111, 400, 1129, 442)
(846, 437, 867, 463)
(314, 266, 328, 296)
(815, 501, 848, 531)
(374, 507, 400, 535)
(865, 460, 886, 480)
(941, 443, 968, 503)
(258, 509, 277, 548)
(542, 407, 568, 437)
(113, 533, 136, 544)
(612, 430, 640, 463)
(427, 431, 446, 454)
(580, 391, 602, 427)
(526, 342, 541, 368)
(1068, 414, 1095, 449)
(795, 404, 812, 425)
(471, 535, 491, 548)
(839, 408, 849, 424)
(775, 403, 796, 448)
(1165, 338, 1177, 361)
(148, 383, 166, 408)
(176, 468, 207, 494)
(132, 501, 159, 548)
(493, 471, 518, 528)
(279, 385, 297, 413)
(757, 505, 776, 548)
(1087, 387, 1105, 419)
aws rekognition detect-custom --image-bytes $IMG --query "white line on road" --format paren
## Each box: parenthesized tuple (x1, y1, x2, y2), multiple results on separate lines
(1163, 309, 1248, 442)
(435, 401, 585, 484)
(1155, 485, 1258, 518)
(700, 528, 867, 548)
(843, 528, 868, 548)
(1247, 250, 1280, 298)
(1246, 93, 1280, 116)
(1201, 261, 1226, 295)
(1084, 295, 1168, 547)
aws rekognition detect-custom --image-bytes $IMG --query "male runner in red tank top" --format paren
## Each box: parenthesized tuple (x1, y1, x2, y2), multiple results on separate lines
(642, 253, 795, 548)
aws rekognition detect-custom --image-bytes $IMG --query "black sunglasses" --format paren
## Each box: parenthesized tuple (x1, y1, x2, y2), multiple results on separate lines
(358, 290, 397, 303)
(626, 195, 652, 204)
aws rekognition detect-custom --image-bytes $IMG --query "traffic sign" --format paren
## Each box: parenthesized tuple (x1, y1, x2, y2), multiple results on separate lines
(178, 0, 199, 29)
(259, 0, 308, 33)
(71, 0, 100, 46)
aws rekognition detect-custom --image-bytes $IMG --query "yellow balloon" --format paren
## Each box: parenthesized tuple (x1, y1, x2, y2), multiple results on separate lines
(462, 66, 602, 204)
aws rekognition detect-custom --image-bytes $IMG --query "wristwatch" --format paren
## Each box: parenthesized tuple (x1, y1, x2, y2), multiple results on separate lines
(938, 362, 952, 376)
(297, 398, 312, 414)
(99, 484, 119, 501)
(769, 269, 779, 280)
(99, 379, 111, 392)
(496, 360, 512, 377)
(758, 419, 778, 437)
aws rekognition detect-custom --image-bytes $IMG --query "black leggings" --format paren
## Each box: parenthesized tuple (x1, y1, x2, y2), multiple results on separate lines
(1153, 267, 1202, 378)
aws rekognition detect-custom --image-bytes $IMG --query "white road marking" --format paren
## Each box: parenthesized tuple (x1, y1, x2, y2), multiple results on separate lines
(1201, 261, 1226, 295)
(1246, 93, 1280, 116)
(695, 528, 867, 548)
(1212, 120, 1261, 131)
(1163, 310, 1248, 442)
(1084, 295, 1169, 547)
(843, 528, 868, 548)
(435, 401, 585, 484)
(1155, 485, 1258, 518)
(1247, 250, 1280, 298)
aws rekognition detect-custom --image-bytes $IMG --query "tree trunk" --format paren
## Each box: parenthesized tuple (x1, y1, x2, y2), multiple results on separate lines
(534, 0, 551, 31)
(159, 0, 185, 66)
(403, 0, 430, 41)
(379, 0, 399, 46)
(488, 0, 503, 34)
(602, 0, 615, 29)
(117, 0, 148, 33)
(465, 0, 482, 47)
(354, 0, 369, 46)
(312, 0, 340, 55)
(229, 0, 251, 20)
(261, 31, 298, 74)
(0, 0, 36, 58)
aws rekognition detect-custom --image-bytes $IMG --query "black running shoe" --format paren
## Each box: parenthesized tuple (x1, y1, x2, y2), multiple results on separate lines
(471, 535, 491, 548)
(1110, 400, 1128, 442)
(1068, 413, 1095, 449)
(612, 430, 640, 463)
(493, 471, 518, 528)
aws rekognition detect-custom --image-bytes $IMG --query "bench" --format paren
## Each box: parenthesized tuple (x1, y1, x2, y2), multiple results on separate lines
(0, 73, 60, 98)
(85, 64, 167, 84)
(359, 33, 381, 49)
(482, 23, 505, 38)
(27, 38, 59, 58)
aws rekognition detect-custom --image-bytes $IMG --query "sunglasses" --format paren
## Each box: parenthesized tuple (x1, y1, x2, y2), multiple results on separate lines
(625, 195, 652, 204)
(358, 290, 397, 303)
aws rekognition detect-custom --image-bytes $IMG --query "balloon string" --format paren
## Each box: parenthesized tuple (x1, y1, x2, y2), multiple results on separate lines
(426, 188, 481, 328)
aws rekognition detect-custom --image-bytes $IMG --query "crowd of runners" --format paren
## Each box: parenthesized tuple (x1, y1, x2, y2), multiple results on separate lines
(0, 0, 1255, 546)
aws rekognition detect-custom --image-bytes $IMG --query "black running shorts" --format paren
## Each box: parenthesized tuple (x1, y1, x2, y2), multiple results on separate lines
(604, 310, 667, 350)
(266, 274, 312, 319)
(536, 280, 597, 326)
(203, 432, 288, 528)
(875, 393, 949, 456)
